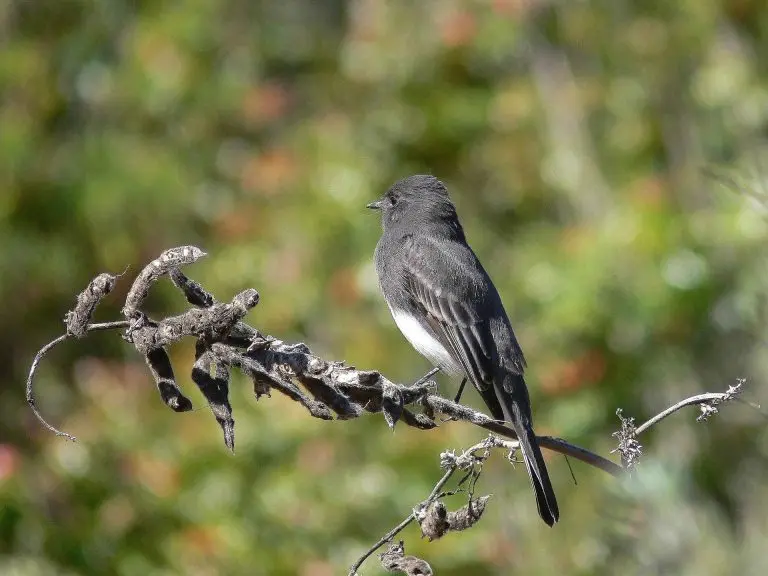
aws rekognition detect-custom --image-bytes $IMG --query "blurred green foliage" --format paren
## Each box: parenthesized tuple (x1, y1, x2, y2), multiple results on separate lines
(1, 0, 767, 574)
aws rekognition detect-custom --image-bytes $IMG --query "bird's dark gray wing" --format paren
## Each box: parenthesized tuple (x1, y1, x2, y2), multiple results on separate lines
(403, 236, 558, 525)
(401, 235, 501, 397)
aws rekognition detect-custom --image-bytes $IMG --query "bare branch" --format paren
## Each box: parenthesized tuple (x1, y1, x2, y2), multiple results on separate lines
(122, 246, 206, 319)
(64, 272, 120, 337)
(192, 342, 235, 452)
(613, 379, 745, 469)
(170, 268, 216, 308)
(129, 289, 259, 355)
(423, 394, 623, 476)
(144, 347, 193, 413)
(638, 380, 744, 433)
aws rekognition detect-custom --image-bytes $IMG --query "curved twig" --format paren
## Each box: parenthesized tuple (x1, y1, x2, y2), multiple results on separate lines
(423, 395, 622, 476)
(348, 467, 456, 576)
(348, 436, 506, 576)
(635, 391, 734, 435)
(25, 321, 130, 441)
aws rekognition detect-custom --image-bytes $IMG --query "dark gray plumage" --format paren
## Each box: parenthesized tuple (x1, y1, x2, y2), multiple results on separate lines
(368, 174, 559, 526)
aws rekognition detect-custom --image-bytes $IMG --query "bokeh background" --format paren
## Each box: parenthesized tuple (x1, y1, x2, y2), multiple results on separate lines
(2, 1, 768, 574)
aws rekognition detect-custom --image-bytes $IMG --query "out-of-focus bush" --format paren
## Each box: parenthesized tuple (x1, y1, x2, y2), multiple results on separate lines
(1, 1, 766, 574)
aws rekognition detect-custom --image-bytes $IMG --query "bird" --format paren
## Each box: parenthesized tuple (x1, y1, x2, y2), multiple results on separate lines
(368, 174, 559, 526)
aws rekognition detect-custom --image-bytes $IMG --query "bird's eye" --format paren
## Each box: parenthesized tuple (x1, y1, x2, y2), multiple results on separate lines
(387, 195, 396, 207)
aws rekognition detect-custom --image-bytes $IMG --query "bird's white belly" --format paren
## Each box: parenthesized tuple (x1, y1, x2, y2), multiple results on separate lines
(390, 307, 462, 375)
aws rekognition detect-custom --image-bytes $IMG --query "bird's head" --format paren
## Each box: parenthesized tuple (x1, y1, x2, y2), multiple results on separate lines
(367, 175, 458, 230)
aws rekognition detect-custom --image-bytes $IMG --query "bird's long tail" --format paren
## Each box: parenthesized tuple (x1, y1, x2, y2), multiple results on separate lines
(500, 378, 559, 527)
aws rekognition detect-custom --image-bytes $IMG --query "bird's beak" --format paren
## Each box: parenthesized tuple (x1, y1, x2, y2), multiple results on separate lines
(366, 199, 383, 210)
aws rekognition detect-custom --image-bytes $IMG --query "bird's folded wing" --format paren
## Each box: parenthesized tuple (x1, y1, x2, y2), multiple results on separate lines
(402, 236, 497, 392)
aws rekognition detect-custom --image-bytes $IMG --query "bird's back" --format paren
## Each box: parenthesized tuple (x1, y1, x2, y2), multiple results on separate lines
(376, 226, 525, 378)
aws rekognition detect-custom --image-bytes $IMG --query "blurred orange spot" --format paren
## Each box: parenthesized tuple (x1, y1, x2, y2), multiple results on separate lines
(540, 349, 606, 395)
(296, 438, 336, 475)
(480, 532, 517, 565)
(99, 496, 136, 535)
(349, 24, 378, 42)
(263, 246, 303, 285)
(76, 358, 147, 412)
(328, 267, 360, 307)
(559, 225, 590, 255)
(126, 452, 180, 498)
(135, 33, 168, 67)
(493, 0, 539, 17)
(628, 175, 667, 208)
(726, 0, 754, 20)
(211, 207, 258, 241)
(180, 525, 221, 556)
(240, 149, 297, 195)
(440, 11, 477, 47)
(300, 559, 335, 576)
(242, 83, 290, 126)
(0, 444, 19, 481)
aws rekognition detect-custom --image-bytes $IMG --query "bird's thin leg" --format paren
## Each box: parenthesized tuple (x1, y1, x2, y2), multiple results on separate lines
(453, 377, 467, 404)
(438, 377, 468, 424)
(412, 366, 440, 387)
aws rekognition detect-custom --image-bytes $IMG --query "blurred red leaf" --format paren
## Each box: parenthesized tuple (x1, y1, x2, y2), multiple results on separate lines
(0, 444, 20, 481)
(559, 225, 590, 255)
(441, 11, 477, 47)
(211, 206, 260, 241)
(242, 83, 291, 126)
(628, 175, 667, 208)
(179, 525, 221, 556)
(240, 148, 298, 195)
(540, 349, 606, 395)
(480, 532, 517, 566)
(327, 267, 360, 307)
(296, 438, 337, 475)
(300, 559, 335, 576)
(125, 452, 180, 498)
(492, 0, 541, 18)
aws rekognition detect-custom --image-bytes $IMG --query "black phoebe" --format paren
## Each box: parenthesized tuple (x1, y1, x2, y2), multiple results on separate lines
(368, 175, 559, 526)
